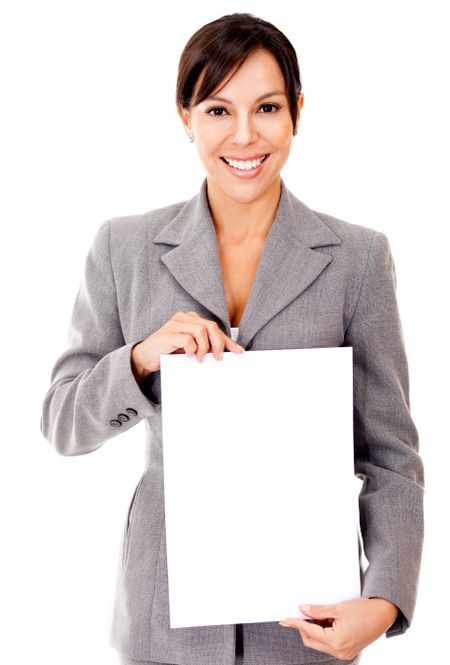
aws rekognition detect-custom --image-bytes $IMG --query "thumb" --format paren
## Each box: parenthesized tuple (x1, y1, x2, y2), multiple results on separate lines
(298, 604, 336, 619)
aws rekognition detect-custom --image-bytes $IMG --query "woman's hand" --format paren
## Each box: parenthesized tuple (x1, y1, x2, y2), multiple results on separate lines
(279, 597, 399, 661)
(131, 310, 245, 382)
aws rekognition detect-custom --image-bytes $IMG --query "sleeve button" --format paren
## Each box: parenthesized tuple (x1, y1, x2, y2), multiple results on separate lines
(117, 413, 130, 422)
(110, 419, 122, 428)
(125, 408, 138, 416)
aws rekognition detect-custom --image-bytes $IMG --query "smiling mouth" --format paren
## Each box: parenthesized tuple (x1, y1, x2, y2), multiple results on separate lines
(220, 154, 270, 173)
(220, 154, 269, 163)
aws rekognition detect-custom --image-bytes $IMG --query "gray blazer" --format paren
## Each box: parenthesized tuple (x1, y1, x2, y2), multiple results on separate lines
(40, 177, 424, 665)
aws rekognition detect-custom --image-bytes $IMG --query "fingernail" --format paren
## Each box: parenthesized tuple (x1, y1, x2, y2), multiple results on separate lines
(279, 621, 291, 627)
(238, 345, 246, 352)
(299, 604, 311, 611)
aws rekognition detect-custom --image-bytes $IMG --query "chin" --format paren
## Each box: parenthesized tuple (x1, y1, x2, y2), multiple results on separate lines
(222, 182, 268, 204)
(210, 170, 277, 200)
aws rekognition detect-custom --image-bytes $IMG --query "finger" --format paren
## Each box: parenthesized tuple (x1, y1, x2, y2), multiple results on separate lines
(190, 320, 245, 359)
(298, 619, 336, 643)
(183, 335, 198, 357)
(299, 628, 337, 656)
(171, 320, 211, 362)
(280, 617, 336, 641)
(181, 319, 223, 361)
(298, 604, 338, 620)
(170, 328, 243, 361)
(174, 314, 244, 360)
(167, 333, 198, 357)
(280, 619, 335, 654)
(297, 620, 337, 654)
(192, 317, 245, 358)
(223, 336, 246, 354)
(193, 325, 210, 362)
(199, 321, 226, 361)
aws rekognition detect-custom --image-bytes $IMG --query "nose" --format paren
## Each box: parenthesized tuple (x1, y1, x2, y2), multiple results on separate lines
(231, 112, 259, 145)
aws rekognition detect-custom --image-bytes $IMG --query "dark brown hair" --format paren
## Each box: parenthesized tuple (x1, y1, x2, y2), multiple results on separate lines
(176, 12, 302, 136)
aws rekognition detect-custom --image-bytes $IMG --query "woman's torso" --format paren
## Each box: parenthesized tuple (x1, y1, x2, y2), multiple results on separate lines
(100, 178, 376, 664)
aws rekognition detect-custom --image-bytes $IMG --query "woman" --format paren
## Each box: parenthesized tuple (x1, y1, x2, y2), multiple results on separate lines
(40, 12, 424, 665)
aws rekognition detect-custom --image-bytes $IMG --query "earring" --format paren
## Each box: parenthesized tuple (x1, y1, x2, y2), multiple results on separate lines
(189, 135, 194, 143)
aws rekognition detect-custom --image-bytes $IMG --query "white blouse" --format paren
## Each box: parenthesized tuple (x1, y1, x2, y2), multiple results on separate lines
(230, 326, 239, 342)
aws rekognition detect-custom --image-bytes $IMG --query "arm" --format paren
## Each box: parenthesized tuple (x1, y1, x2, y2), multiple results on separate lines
(344, 231, 425, 637)
(40, 220, 160, 456)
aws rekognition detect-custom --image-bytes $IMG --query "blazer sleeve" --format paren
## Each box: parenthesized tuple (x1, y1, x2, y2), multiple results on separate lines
(343, 231, 425, 637)
(40, 219, 160, 456)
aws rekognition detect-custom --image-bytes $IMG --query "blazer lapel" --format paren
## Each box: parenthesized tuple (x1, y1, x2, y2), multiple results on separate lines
(153, 177, 342, 349)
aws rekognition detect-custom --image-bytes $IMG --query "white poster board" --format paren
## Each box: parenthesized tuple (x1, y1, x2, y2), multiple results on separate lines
(160, 346, 361, 628)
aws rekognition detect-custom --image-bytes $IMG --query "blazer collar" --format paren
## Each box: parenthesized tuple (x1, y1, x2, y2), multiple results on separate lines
(153, 177, 341, 349)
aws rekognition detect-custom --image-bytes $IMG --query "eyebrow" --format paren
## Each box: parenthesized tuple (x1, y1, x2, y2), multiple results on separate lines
(204, 90, 286, 104)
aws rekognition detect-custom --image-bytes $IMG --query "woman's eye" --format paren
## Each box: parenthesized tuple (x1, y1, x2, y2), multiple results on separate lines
(206, 103, 280, 117)
(207, 107, 227, 117)
(259, 103, 279, 113)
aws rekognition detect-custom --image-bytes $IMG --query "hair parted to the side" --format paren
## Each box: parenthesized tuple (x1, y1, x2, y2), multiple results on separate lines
(176, 12, 302, 136)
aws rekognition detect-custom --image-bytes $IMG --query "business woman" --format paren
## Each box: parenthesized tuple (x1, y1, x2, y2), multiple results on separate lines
(40, 12, 424, 665)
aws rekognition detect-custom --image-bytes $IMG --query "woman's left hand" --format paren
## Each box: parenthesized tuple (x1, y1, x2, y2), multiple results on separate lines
(279, 597, 399, 661)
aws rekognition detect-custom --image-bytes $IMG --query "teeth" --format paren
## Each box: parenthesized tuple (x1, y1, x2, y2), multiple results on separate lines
(223, 155, 267, 170)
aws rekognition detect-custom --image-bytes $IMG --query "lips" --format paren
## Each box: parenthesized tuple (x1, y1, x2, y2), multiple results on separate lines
(220, 152, 270, 179)
(220, 153, 270, 162)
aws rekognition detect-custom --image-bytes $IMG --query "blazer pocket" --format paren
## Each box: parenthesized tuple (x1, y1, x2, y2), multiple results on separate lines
(121, 473, 146, 570)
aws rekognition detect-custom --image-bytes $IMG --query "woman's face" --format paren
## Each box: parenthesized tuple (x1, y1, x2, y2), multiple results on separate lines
(179, 48, 304, 204)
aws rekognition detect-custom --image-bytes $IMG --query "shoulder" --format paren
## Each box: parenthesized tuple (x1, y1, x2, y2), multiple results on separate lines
(101, 198, 188, 248)
(311, 205, 387, 247)
(286, 182, 391, 258)
(305, 204, 392, 270)
(288, 193, 396, 291)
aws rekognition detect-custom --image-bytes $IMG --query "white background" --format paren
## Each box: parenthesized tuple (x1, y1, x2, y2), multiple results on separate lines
(1, 1, 448, 663)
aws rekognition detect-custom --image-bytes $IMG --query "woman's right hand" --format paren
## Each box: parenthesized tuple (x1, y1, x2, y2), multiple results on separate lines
(130, 310, 245, 382)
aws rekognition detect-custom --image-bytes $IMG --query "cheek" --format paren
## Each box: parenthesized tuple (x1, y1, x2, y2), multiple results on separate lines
(197, 129, 224, 158)
(267, 120, 294, 147)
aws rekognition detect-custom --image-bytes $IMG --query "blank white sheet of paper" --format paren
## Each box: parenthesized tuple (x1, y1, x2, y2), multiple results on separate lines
(160, 346, 361, 628)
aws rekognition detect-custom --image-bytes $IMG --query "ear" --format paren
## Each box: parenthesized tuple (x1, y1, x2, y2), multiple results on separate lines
(177, 105, 193, 138)
(295, 92, 304, 134)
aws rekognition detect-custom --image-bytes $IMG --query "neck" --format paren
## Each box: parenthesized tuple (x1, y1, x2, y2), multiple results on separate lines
(206, 177, 282, 244)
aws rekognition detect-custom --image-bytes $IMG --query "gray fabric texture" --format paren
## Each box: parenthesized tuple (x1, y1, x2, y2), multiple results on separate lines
(115, 653, 361, 665)
(41, 176, 424, 665)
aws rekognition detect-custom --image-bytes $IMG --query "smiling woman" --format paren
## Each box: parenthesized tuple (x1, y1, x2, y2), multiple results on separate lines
(177, 44, 303, 215)
(40, 10, 424, 665)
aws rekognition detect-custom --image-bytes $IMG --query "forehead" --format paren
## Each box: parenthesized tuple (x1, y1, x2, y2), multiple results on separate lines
(194, 49, 286, 102)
